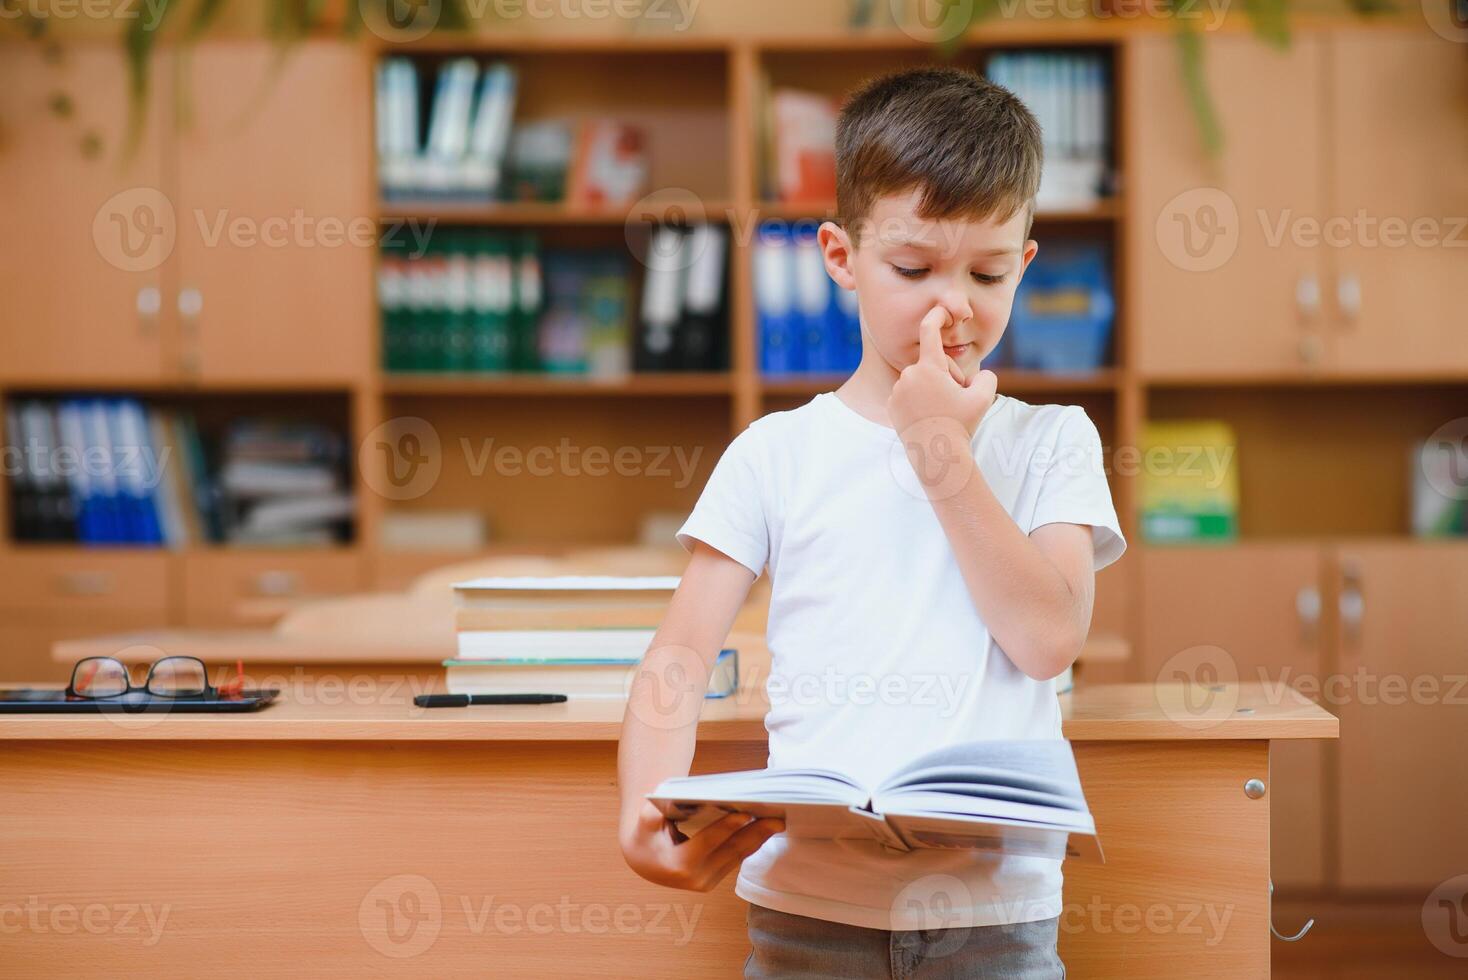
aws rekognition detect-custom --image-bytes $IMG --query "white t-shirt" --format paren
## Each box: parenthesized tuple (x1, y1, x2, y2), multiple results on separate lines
(674, 390, 1126, 931)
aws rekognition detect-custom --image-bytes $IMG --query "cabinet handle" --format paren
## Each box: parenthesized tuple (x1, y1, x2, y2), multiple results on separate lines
(57, 571, 115, 597)
(136, 286, 160, 335)
(251, 570, 303, 597)
(1337, 273, 1361, 326)
(1295, 275, 1320, 321)
(1298, 335, 1324, 366)
(1295, 585, 1321, 645)
(178, 287, 203, 334)
(1339, 559, 1365, 648)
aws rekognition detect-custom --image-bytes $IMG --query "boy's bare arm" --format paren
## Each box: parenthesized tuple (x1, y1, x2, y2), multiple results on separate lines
(919, 457, 1096, 681)
(618, 541, 784, 891)
(889, 307, 1096, 681)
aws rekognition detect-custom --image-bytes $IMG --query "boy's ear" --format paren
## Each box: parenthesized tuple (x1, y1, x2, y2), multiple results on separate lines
(1016, 238, 1040, 283)
(817, 220, 857, 291)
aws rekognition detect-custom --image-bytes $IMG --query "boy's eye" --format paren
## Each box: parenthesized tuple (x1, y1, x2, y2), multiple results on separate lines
(891, 264, 927, 279)
(973, 272, 1005, 285)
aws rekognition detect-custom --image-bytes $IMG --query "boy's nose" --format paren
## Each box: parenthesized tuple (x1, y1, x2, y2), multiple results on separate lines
(936, 287, 973, 327)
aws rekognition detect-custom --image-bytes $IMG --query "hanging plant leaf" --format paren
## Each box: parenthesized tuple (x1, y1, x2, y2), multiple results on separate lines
(1176, 21, 1223, 162)
(176, 0, 233, 131)
(442, 0, 470, 30)
(340, 0, 366, 37)
(186, 0, 230, 39)
(1243, 0, 1291, 49)
(122, 0, 176, 166)
(936, 0, 1002, 61)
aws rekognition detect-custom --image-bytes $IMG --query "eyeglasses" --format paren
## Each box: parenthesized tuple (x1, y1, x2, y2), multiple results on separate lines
(67, 656, 219, 700)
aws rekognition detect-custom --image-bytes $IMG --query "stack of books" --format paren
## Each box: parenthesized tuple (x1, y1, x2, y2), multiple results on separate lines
(634, 223, 729, 373)
(380, 224, 727, 375)
(760, 86, 838, 203)
(755, 222, 861, 377)
(986, 51, 1112, 210)
(377, 57, 519, 201)
(376, 56, 649, 206)
(448, 575, 739, 700)
(4, 398, 352, 547)
(215, 420, 354, 547)
(1140, 420, 1239, 544)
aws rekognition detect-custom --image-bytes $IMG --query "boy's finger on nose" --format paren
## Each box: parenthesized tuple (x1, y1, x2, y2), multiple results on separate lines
(918, 306, 948, 364)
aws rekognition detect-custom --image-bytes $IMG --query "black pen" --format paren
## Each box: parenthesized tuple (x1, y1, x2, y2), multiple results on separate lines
(415, 693, 569, 708)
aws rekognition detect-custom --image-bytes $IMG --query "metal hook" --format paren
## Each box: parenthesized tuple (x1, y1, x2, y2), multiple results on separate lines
(1269, 880, 1314, 942)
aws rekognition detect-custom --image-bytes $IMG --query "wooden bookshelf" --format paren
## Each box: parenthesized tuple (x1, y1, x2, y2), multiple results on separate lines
(379, 200, 742, 225)
(381, 371, 734, 396)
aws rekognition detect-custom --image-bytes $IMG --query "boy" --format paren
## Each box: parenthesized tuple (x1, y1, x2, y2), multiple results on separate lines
(619, 66, 1124, 978)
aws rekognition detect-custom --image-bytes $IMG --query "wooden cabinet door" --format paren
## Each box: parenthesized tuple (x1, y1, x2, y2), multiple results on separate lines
(180, 549, 365, 627)
(1334, 540, 1468, 889)
(1129, 35, 1326, 377)
(172, 41, 373, 383)
(1140, 543, 1327, 891)
(0, 550, 173, 684)
(1326, 31, 1468, 374)
(0, 45, 171, 382)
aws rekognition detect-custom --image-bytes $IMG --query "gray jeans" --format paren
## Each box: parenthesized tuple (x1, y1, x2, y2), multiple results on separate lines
(744, 903, 1066, 980)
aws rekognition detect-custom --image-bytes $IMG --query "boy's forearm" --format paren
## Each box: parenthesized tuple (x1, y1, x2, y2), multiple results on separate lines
(918, 449, 1086, 679)
(616, 634, 712, 840)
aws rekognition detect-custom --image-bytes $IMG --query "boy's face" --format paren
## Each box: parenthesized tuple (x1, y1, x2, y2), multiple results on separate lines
(818, 186, 1039, 379)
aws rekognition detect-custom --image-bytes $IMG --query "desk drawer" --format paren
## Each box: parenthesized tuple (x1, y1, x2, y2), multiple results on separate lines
(181, 550, 364, 627)
(0, 550, 170, 623)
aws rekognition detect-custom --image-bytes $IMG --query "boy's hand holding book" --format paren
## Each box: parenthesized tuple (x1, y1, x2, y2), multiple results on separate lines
(619, 799, 785, 893)
(888, 305, 999, 480)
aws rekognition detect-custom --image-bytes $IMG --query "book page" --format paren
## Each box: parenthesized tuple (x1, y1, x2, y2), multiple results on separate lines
(877, 739, 1085, 806)
(649, 767, 866, 808)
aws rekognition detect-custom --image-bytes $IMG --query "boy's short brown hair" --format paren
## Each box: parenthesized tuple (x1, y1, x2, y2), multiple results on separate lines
(834, 66, 1042, 243)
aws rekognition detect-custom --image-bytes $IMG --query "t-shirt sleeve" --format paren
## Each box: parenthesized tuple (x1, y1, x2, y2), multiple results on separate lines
(1028, 406, 1127, 572)
(675, 425, 770, 577)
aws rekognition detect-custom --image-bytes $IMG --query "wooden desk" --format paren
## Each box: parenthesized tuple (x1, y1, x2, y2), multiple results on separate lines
(49, 628, 1131, 683)
(0, 683, 1335, 978)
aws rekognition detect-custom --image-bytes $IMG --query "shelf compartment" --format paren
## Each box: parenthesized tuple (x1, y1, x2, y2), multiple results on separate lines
(381, 372, 734, 397)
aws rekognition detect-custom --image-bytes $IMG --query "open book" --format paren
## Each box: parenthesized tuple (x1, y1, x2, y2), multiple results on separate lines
(648, 739, 1102, 863)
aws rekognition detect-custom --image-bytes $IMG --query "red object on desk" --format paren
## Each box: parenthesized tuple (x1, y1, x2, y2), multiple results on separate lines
(217, 660, 245, 699)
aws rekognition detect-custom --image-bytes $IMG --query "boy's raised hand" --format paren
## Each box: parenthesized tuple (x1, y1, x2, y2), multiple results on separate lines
(621, 799, 784, 893)
(888, 304, 999, 444)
